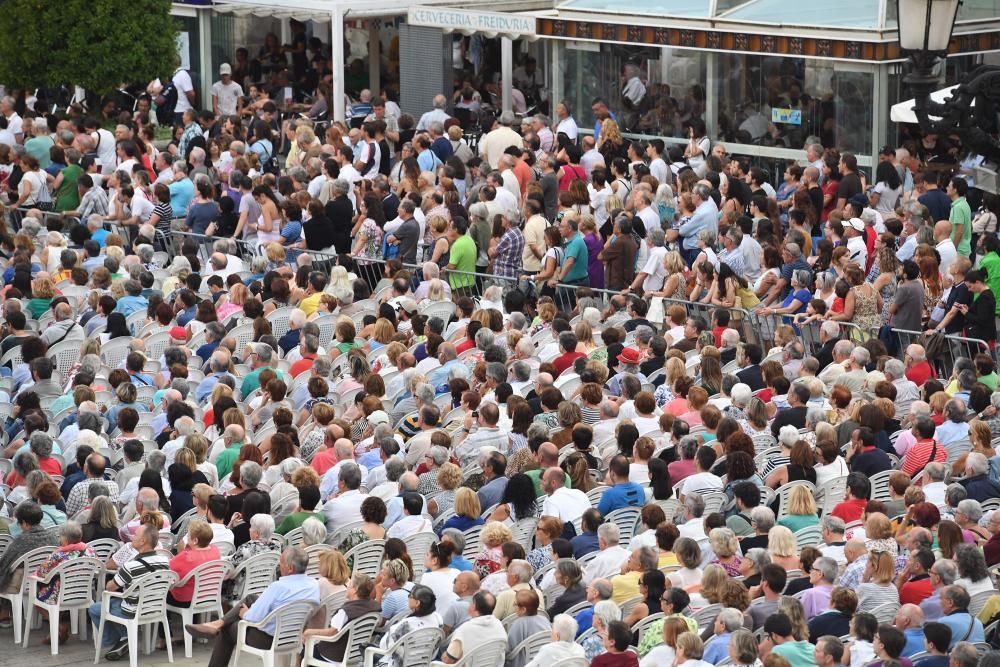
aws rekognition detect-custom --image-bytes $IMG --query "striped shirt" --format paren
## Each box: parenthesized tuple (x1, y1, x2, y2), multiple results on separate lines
(901, 437, 947, 477)
(856, 582, 900, 613)
(114, 551, 170, 613)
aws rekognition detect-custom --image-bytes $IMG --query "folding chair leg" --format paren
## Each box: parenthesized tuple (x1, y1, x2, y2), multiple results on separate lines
(93, 619, 105, 663)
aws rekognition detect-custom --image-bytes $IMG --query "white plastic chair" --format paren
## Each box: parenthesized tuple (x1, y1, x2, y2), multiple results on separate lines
(305, 544, 334, 579)
(92, 569, 178, 667)
(430, 638, 507, 667)
(0, 545, 54, 644)
(24, 555, 103, 653)
(458, 526, 482, 562)
(402, 532, 438, 579)
(363, 625, 445, 667)
(234, 599, 317, 667)
(794, 525, 823, 549)
(302, 610, 381, 667)
(605, 507, 642, 544)
(345, 539, 386, 578)
(229, 551, 281, 601)
(504, 631, 549, 667)
(166, 559, 230, 658)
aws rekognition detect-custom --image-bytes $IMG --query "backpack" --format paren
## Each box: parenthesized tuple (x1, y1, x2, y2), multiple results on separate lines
(155, 79, 178, 125)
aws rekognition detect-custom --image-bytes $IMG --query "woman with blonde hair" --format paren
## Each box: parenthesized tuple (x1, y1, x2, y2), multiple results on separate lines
(574, 321, 599, 355)
(856, 550, 899, 612)
(776, 484, 820, 532)
(309, 550, 350, 627)
(369, 319, 395, 350)
(954, 418, 994, 475)
(217, 282, 250, 321)
(437, 487, 483, 535)
(767, 525, 799, 570)
(472, 521, 513, 579)
(689, 563, 728, 609)
(648, 250, 688, 301)
(863, 512, 897, 555)
(707, 528, 741, 577)
(778, 596, 811, 642)
(27, 276, 56, 319)
(422, 279, 446, 304)
(654, 357, 688, 408)
(427, 463, 463, 517)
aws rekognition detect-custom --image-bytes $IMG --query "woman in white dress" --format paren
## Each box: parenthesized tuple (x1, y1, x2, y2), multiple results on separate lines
(418, 541, 459, 612)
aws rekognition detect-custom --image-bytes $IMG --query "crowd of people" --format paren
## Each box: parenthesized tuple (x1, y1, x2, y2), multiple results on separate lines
(1, 72, 1000, 667)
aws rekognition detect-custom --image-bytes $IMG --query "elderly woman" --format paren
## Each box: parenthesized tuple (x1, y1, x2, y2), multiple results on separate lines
(168, 519, 221, 607)
(707, 527, 741, 576)
(223, 513, 282, 599)
(738, 547, 770, 589)
(767, 526, 799, 570)
(106, 382, 149, 432)
(546, 558, 587, 617)
(666, 537, 703, 591)
(955, 542, 994, 596)
(473, 521, 514, 580)
(379, 584, 442, 666)
(758, 269, 814, 318)
(32, 521, 96, 642)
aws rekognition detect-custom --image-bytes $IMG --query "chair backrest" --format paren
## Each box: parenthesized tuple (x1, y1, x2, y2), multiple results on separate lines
(690, 603, 723, 630)
(341, 611, 382, 665)
(284, 527, 305, 548)
(403, 532, 438, 578)
(455, 638, 508, 667)
(235, 551, 281, 599)
(606, 507, 642, 543)
(345, 539, 386, 578)
(87, 538, 122, 562)
(586, 486, 609, 508)
(305, 544, 334, 578)
(794, 525, 823, 549)
(322, 588, 348, 626)
(509, 631, 551, 666)
(392, 625, 445, 667)
(47, 556, 103, 607)
(185, 559, 230, 612)
(511, 517, 538, 550)
(268, 599, 318, 654)
(550, 658, 589, 667)
(631, 612, 664, 640)
(868, 602, 900, 624)
(129, 569, 179, 623)
(618, 595, 643, 616)
(869, 470, 894, 502)
(459, 526, 483, 562)
(11, 546, 55, 594)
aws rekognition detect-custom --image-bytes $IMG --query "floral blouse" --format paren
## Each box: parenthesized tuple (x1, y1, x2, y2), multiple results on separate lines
(224, 536, 283, 599)
(357, 219, 383, 261)
(474, 546, 504, 580)
(35, 543, 96, 602)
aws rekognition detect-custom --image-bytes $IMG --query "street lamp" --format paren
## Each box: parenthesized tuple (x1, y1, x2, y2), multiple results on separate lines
(897, 0, 960, 124)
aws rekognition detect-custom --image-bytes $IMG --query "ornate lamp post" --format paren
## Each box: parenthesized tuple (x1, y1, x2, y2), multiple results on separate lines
(897, 0, 960, 125)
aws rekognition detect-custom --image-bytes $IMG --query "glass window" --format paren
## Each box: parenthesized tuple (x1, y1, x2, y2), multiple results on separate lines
(715, 54, 873, 155)
(556, 42, 706, 139)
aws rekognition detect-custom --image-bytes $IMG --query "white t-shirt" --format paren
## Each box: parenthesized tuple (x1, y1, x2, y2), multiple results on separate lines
(636, 206, 660, 237)
(680, 471, 723, 498)
(556, 116, 578, 141)
(92, 128, 116, 175)
(5, 112, 23, 140)
(542, 487, 591, 523)
(641, 245, 668, 293)
(0, 129, 14, 148)
(130, 192, 155, 223)
(172, 69, 195, 114)
(211, 80, 243, 116)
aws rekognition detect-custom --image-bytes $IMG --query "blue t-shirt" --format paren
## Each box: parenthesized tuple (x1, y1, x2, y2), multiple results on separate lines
(597, 482, 645, 515)
(563, 233, 589, 282)
(782, 288, 812, 314)
(452, 556, 474, 572)
(168, 178, 195, 215)
(281, 219, 303, 245)
(186, 201, 220, 234)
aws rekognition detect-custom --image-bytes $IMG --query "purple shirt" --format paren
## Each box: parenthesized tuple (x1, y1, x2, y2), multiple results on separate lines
(584, 232, 605, 289)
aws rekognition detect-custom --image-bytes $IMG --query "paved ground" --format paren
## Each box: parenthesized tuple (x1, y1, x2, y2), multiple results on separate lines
(1, 623, 215, 667)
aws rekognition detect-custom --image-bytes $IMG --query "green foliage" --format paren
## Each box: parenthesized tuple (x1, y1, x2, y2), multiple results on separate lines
(0, 0, 178, 95)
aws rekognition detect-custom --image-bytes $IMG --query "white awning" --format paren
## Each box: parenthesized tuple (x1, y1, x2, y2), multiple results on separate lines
(890, 84, 963, 124)
(211, 0, 403, 20)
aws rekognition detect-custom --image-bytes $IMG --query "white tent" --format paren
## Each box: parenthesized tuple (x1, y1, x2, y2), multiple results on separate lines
(890, 84, 964, 124)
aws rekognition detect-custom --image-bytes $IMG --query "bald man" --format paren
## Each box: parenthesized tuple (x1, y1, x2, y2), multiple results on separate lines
(895, 604, 926, 657)
(442, 571, 481, 634)
(933, 220, 957, 276)
(66, 452, 118, 515)
(40, 300, 83, 345)
(541, 466, 589, 522)
(525, 444, 565, 497)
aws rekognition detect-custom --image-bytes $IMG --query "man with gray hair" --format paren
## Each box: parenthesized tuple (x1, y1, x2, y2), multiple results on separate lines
(883, 357, 919, 418)
(188, 545, 321, 666)
(583, 522, 629, 584)
(819, 515, 848, 566)
(320, 459, 367, 530)
(676, 183, 719, 266)
(478, 109, 521, 169)
(509, 361, 533, 396)
(920, 559, 959, 621)
(818, 340, 860, 392)
(413, 262, 451, 301)
(704, 608, 745, 663)
(493, 559, 543, 620)
(959, 451, 1000, 502)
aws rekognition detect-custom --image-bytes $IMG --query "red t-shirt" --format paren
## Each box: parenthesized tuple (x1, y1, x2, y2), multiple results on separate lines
(906, 361, 935, 386)
(831, 497, 867, 524)
(169, 545, 221, 602)
(899, 576, 934, 606)
(290, 355, 317, 380)
(553, 351, 586, 377)
(712, 325, 727, 347)
(456, 339, 476, 354)
(312, 448, 337, 476)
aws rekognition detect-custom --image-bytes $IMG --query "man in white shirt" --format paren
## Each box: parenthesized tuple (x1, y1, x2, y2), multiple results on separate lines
(442, 591, 508, 663)
(679, 448, 724, 501)
(933, 219, 958, 277)
(170, 67, 195, 125)
(321, 462, 367, 532)
(486, 173, 519, 215)
(734, 223, 763, 283)
(385, 492, 431, 539)
(627, 229, 667, 295)
(677, 494, 708, 541)
(633, 191, 660, 237)
(844, 217, 869, 267)
(554, 101, 578, 142)
(920, 462, 949, 506)
(416, 94, 451, 131)
(0, 96, 23, 143)
(211, 64, 243, 117)
(647, 140, 669, 186)
(541, 467, 591, 524)
(478, 111, 522, 170)
(818, 515, 848, 567)
(582, 523, 630, 584)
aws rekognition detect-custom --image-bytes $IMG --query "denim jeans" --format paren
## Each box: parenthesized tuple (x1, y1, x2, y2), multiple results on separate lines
(88, 597, 134, 647)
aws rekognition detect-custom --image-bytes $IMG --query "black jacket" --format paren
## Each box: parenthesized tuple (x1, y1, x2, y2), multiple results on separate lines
(303, 214, 337, 251)
(547, 584, 587, 617)
(770, 405, 807, 437)
(814, 337, 839, 371)
(736, 364, 764, 391)
(960, 474, 1000, 503)
(966, 289, 997, 343)
(382, 192, 400, 221)
(324, 195, 355, 255)
(808, 611, 851, 644)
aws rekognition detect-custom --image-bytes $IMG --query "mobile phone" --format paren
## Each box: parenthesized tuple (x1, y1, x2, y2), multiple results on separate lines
(472, 410, 479, 418)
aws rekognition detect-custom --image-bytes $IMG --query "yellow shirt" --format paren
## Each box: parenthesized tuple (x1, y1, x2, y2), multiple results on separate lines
(611, 571, 641, 605)
(658, 552, 679, 569)
(299, 292, 323, 316)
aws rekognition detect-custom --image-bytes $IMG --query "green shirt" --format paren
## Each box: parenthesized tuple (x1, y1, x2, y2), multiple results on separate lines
(54, 164, 83, 212)
(215, 442, 244, 479)
(777, 513, 820, 533)
(983, 252, 1000, 316)
(980, 372, 999, 391)
(562, 232, 589, 282)
(772, 640, 818, 667)
(240, 367, 289, 400)
(276, 510, 325, 535)
(950, 195, 972, 257)
(448, 234, 476, 290)
(525, 468, 570, 498)
(26, 298, 52, 320)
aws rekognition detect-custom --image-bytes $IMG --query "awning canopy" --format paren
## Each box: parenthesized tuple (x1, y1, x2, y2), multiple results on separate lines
(890, 85, 962, 124)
